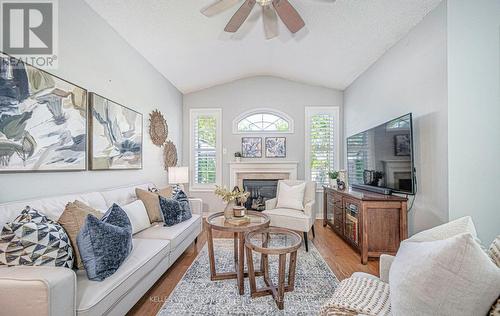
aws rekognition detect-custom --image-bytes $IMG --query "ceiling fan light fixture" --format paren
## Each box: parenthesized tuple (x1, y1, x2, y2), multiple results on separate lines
(256, 0, 273, 6)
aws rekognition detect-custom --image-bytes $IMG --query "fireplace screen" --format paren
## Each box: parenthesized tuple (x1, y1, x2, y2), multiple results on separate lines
(242, 179, 279, 211)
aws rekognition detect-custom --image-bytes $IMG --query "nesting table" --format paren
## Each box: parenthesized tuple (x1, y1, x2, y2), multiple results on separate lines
(206, 211, 270, 295)
(245, 227, 302, 310)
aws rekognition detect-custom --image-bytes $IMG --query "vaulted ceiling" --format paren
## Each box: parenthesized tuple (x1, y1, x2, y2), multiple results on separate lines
(85, 0, 442, 93)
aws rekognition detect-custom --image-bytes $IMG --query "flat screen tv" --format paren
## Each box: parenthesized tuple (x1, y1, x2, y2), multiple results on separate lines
(346, 113, 415, 195)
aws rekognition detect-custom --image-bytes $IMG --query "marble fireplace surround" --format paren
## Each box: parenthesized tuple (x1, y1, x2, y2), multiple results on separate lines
(228, 161, 299, 189)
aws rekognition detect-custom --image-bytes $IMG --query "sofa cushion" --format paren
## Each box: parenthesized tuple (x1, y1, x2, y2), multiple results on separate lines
(133, 214, 201, 249)
(0, 207, 74, 268)
(77, 204, 133, 281)
(276, 181, 306, 211)
(121, 200, 150, 234)
(389, 233, 500, 316)
(158, 196, 183, 227)
(407, 216, 477, 242)
(76, 238, 170, 316)
(135, 188, 172, 223)
(58, 201, 103, 269)
(175, 190, 192, 222)
(99, 183, 152, 208)
(262, 208, 313, 232)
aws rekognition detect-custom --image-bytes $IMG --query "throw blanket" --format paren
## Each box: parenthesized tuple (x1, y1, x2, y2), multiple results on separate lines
(320, 277, 391, 316)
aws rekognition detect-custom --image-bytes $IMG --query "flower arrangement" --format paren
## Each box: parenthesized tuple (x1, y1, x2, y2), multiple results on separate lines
(214, 185, 249, 204)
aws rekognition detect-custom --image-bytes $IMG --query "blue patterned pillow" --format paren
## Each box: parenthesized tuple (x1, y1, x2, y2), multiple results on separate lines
(174, 190, 192, 222)
(159, 196, 182, 227)
(77, 204, 133, 281)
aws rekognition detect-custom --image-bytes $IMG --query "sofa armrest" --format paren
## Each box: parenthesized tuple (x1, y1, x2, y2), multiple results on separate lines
(379, 254, 395, 283)
(0, 266, 76, 316)
(304, 200, 316, 219)
(189, 198, 203, 215)
(265, 198, 277, 210)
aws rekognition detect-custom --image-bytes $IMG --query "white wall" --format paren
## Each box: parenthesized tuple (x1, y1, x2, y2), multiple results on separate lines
(447, 0, 500, 244)
(344, 1, 448, 236)
(182, 76, 343, 214)
(0, 0, 183, 203)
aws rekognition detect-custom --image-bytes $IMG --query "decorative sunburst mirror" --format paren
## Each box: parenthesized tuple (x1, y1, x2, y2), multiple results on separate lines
(163, 140, 178, 170)
(149, 110, 168, 146)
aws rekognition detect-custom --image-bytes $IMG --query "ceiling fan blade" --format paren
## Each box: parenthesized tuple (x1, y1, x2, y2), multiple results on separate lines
(272, 0, 305, 33)
(262, 5, 278, 39)
(201, 0, 240, 17)
(224, 0, 256, 33)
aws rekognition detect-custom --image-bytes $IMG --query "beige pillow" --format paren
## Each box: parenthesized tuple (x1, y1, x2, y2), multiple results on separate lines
(58, 200, 103, 269)
(407, 216, 477, 242)
(275, 182, 306, 211)
(135, 187, 172, 223)
(389, 233, 500, 316)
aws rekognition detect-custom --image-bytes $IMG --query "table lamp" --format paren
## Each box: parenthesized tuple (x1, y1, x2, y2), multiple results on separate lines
(168, 166, 189, 193)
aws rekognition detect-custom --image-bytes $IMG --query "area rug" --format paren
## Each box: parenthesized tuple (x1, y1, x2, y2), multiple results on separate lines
(158, 238, 339, 315)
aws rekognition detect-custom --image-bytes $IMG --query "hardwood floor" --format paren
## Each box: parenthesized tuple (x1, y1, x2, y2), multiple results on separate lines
(127, 219, 379, 316)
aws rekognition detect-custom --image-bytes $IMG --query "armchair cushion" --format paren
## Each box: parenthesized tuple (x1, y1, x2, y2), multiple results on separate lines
(276, 181, 306, 211)
(262, 208, 314, 232)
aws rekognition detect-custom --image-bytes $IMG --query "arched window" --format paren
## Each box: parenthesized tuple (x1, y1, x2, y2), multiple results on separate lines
(233, 109, 293, 133)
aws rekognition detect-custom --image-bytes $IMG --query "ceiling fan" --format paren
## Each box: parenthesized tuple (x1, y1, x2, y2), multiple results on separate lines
(201, 0, 306, 39)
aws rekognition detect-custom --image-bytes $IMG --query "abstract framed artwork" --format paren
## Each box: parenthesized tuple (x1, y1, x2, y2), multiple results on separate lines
(0, 53, 88, 172)
(89, 93, 143, 170)
(241, 137, 262, 158)
(265, 137, 286, 158)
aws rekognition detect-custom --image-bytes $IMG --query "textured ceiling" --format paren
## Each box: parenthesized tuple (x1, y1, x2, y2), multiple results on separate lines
(84, 0, 442, 93)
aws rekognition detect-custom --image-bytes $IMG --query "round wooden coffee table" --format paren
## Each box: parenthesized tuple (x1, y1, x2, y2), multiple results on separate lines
(206, 211, 270, 295)
(245, 227, 302, 310)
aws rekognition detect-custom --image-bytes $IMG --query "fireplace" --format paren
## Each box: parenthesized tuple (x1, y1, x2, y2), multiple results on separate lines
(242, 179, 279, 211)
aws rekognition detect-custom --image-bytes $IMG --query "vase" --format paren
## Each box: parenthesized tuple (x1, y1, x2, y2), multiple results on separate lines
(329, 178, 338, 188)
(224, 200, 236, 219)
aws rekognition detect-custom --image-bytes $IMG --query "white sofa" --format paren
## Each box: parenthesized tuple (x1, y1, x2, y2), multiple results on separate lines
(0, 182, 203, 316)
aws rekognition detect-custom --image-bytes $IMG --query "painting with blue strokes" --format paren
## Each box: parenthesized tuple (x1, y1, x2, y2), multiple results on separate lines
(0, 53, 87, 172)
(241, 137, 262, 158)
(89, 93, 143, 170)
(265, 137, 286, 158)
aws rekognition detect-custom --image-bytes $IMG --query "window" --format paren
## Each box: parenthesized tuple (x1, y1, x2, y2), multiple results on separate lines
(305, 107, 340, 189)
(347, 131, 373, 185)
(190, 109, 222, 190)
(233, 109, 293, 133)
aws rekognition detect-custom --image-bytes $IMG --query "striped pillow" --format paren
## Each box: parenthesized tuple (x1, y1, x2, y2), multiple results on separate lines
(488, 236, 500, 267)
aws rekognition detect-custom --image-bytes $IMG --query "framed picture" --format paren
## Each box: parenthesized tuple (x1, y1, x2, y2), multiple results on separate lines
(0, 53, 88, 172)
(394, 134, 411, 156)
(89, 93, 143, 170)
(241, 137, 262, 158)
(265, 137, 286, 158)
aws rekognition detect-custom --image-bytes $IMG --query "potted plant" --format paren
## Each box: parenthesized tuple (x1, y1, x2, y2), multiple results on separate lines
(214, 185, 250, 219)
(234, 151, 242, 163)
(328, 170, 339, 188)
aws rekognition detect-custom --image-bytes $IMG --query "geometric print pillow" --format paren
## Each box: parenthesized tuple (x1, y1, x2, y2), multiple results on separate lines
(0, 206, 74, 268)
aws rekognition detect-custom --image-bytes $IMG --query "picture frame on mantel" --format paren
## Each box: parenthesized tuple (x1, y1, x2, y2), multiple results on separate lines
(265, 137, 286, 158)
(241, 137, 262, 158)
(89, 93, 143, 170)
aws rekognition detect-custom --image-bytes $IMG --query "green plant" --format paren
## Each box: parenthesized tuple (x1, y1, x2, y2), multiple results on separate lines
(328, 170, 339, 179)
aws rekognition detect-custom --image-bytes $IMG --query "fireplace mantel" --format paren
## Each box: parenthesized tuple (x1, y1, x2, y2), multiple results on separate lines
(228, 161, 299, 188)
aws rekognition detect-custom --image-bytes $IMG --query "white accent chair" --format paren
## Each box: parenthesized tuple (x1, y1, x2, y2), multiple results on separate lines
(263, 180, 316, 251)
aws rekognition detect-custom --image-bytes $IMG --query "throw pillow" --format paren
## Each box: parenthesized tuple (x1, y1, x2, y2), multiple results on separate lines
(0, 206, 74, 268)
(488, 235, 500, 267)
(136, 187, 172, 223)
(406, 216, 477, 242)
(158, 196, 182, 227)
(58, 200, 103, 269)
(389, 233, 500, 316)
(174, 190, 192, 222)
(121, 200, 151, 234)
(276, 182, 306, 211)
(77, 204, 133, 281)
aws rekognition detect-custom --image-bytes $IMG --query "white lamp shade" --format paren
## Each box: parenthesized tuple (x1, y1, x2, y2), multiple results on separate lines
(168, 167, 189, 184)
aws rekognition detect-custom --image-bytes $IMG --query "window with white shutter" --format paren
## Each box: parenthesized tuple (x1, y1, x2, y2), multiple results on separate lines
(190, 109, 222, 190)
(305, 107, 340, 189)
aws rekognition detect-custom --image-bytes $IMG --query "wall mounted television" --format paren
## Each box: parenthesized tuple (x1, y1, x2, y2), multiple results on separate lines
(347, 113, 415, 195)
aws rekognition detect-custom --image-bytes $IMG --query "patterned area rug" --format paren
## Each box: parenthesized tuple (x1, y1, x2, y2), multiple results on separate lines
(158, 238, 339, 315)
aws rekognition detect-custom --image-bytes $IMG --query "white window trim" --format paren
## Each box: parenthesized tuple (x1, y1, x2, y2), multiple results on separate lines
(189, 108, 222, 192)
(232, 108, 294, 134)
(305, 106, 341, 192)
